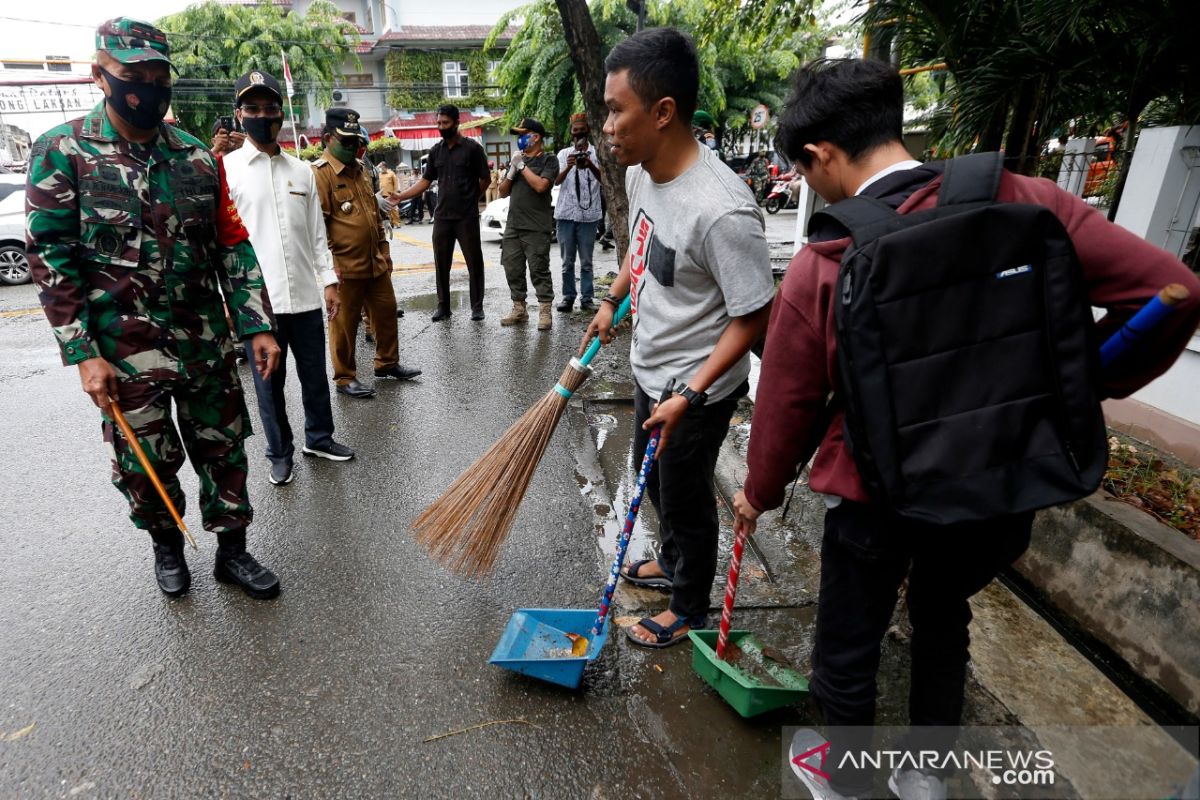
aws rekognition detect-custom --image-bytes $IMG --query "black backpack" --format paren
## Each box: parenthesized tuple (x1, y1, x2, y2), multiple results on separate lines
(809, 152, 1108, 525)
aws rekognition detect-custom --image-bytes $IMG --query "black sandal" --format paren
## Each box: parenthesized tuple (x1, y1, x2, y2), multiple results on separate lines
(620, 558, 672, 590)
(624, 614, 706, 649)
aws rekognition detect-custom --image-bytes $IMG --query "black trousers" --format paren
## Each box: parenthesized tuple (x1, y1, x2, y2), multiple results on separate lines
(814, 499, 1033, 795)
(632, 381, 745, 620)
(431, 215, 485, 315)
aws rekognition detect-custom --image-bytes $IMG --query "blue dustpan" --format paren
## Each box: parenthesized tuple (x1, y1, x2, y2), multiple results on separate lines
(488, 608, 612, 689)
(490, 424, 665, 689)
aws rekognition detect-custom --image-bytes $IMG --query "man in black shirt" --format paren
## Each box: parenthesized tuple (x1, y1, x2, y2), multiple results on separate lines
(389, 104, 490, 321)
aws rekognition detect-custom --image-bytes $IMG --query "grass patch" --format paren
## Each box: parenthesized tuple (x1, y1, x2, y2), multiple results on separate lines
(1103, 432, 1200, 540)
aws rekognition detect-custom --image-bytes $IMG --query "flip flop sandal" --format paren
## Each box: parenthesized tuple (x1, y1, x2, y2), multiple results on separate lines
(624, 614, 706, 649)
(620, 558, 673, 590)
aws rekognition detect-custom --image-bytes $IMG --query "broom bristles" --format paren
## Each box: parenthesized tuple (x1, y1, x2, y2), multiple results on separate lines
(412, 361, 592, 575)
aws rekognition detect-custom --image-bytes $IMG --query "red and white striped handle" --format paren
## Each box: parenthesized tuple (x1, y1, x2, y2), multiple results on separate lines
(715, 525, 748, 660)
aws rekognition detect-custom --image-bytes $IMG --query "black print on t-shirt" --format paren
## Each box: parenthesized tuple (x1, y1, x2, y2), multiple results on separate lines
(647, 234, 675, 287)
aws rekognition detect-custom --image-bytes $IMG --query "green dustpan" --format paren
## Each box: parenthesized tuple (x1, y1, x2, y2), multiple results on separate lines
(690, 629, 809, 717)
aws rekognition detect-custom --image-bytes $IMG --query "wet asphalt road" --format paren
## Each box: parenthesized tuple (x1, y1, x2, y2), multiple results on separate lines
(0, 212, 804, 799)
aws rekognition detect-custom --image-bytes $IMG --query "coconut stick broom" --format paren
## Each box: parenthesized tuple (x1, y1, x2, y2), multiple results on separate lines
(412, 295, 633, 575)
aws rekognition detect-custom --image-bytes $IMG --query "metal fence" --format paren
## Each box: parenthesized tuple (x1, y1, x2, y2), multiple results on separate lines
(1031, 143, 1134, 213)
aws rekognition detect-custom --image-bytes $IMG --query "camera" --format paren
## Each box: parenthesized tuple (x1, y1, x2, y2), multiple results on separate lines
(218, 115, 240, 133)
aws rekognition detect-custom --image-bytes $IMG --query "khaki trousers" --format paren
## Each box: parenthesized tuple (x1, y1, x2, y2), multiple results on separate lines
(329, 272, 399, 384)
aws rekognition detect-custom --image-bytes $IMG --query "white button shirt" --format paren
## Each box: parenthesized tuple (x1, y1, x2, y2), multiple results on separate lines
(223, 143, 337, 315)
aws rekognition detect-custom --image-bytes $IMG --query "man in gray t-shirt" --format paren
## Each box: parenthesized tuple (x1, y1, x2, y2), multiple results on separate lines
(582, 28, 774, 649)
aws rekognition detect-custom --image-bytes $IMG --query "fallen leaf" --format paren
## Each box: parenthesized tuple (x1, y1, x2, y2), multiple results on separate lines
(0, 722, 35, 742)
(653, 664, 663, 673)
(613, 616, 640, 629)
(565, 633, 589, 657)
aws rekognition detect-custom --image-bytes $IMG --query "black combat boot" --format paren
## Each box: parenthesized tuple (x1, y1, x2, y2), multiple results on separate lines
(214, 528, 280, 600)
(149, 527, 191, 597)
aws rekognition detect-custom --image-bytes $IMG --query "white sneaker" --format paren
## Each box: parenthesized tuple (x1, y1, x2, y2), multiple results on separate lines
(789, 729, 857, 800)
(888, 767, 947, 800)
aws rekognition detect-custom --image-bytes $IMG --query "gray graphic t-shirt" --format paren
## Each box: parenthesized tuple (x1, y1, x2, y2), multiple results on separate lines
(625, 141, 774, 402)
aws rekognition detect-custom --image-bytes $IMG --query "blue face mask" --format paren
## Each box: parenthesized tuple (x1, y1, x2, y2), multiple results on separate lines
(517, 133, 533, 152)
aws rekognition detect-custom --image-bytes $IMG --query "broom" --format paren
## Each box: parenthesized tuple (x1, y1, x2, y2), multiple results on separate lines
(413, 294, 633, 575)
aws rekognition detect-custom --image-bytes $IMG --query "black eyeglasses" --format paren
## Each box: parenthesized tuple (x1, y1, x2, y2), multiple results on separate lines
(241, 103, 282, 115)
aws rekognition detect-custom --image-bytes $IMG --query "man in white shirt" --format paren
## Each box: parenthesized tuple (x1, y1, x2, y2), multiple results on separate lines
(554, 113, 604, 312)
(222, 70, 355, 486)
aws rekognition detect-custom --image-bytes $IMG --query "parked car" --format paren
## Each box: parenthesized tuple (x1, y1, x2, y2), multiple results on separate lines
(0, 179, 29, 285)
(480, 185, 560, 240)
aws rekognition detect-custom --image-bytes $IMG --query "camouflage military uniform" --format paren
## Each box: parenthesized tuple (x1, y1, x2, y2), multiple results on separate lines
(26, 101, 274, 533)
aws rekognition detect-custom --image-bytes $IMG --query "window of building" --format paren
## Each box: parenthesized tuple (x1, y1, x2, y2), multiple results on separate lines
(2, 61, 43, 71)
(486, 60, 502, 98)
(443, 61, 469, 98)
(343, 73, 374, 88)
(486, 142, 511, 165)
(341, 11, 357, 24)
(45, 56, 71, 73)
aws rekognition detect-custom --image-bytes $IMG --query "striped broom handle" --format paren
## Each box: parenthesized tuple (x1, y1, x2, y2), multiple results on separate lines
(579, 294, 633, 368)
(591, 426, 661, 637)
(1100, 284, 1189, 368)
(715, 523, 748, 660)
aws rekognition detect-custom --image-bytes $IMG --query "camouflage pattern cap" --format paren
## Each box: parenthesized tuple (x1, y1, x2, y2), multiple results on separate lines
(96, 17, 171, 66)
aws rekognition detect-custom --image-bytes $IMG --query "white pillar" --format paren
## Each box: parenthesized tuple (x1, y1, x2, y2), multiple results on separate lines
(792, 176, 827, 255)
(1056, 137, 1095, 197)
(1115, 125, 1200, 259)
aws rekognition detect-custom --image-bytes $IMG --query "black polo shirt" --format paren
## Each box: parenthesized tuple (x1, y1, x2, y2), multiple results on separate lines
(422, 136, 490, 220)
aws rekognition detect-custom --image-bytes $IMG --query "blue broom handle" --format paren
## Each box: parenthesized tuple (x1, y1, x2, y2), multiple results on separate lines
(1100, 284, 1189, 368)
(579, 294, 633, 368)
(592, 426, 661, 637)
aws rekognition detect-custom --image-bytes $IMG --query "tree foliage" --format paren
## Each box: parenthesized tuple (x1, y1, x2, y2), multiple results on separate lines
(487, 0, 823, 147)
(863, 0, 1200, 179)
(158, 0, 359, 140)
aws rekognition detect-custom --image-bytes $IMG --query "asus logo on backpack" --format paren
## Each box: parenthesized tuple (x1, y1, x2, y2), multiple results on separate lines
(811, 152, 1107, 525)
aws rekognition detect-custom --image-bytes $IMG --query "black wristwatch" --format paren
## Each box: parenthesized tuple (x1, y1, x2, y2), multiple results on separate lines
(676, 384, 708, 408)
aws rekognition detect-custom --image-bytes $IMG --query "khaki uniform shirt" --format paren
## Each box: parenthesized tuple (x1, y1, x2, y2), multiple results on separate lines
(311, 151, 391, 280)
(378, 167, 398, 196)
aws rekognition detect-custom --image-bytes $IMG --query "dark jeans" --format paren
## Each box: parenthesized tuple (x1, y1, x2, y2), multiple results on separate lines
(244, 308, 335, 467)
(557, 218, 598, 303)
(432, 215, 486, 314)
(814, 499, 1034, 795)
(633, 381, 746, 620)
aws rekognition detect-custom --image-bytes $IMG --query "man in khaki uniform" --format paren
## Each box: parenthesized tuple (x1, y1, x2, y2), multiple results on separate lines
(377, 162, 401, 228)
(312, 109, 421, 398)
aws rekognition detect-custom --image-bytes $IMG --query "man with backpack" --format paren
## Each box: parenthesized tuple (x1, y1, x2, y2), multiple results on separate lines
(731, 59, 1200, 800)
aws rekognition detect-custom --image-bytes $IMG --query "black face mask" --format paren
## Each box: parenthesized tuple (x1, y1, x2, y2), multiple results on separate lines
(242, 115, 283, 145)
(100, 68, 171, 131)
(439, 125, 458, 140)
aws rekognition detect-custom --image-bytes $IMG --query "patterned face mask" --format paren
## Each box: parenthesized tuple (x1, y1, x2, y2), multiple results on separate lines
(100, 68, 171, 131)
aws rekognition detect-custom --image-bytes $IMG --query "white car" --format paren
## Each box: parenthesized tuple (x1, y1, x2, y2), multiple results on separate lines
(0, 178, 29, 285)
(480, 185, 560, 240)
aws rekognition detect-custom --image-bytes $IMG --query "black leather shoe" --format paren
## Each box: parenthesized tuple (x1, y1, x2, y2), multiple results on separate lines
(337, 379, 376, 398)
(556, 298, 575, 312)
(471, 310, 485, 321)
(302, 440, 355, 461)
(579, 301, 595, 312)
(431, 308, 451, 322)
(396, 307, 405, 318)
(375, 365, 422, 380)
(268, 461, 294, 485)
(214, 551, 280, 600)
(364, 331, 375, 343)
(150, 531, 190, 597)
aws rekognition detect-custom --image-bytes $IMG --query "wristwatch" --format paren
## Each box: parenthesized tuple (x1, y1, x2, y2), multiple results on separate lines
(676, 384, 708, 408)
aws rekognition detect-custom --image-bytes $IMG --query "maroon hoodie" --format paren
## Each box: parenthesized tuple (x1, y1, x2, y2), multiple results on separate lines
(742, 167, 1200, 513)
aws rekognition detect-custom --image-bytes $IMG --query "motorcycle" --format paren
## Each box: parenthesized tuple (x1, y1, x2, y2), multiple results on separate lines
(764, 174, 800, 215)
(397, 195, 424, 224)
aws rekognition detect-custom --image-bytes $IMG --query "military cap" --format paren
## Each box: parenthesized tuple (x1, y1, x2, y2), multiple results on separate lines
(325, 107, 366, 142)
(235, 70, 284, 105)
(692, 110, 715, 130)
(510, 117, 547, 136)
(95, 18, 171, 66)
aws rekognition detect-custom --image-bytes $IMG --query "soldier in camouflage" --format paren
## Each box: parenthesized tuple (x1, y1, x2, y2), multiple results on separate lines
(25, 18, 284, 600)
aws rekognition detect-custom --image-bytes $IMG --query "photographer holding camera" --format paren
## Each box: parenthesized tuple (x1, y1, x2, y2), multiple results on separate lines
(553, 113, 603, 312)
